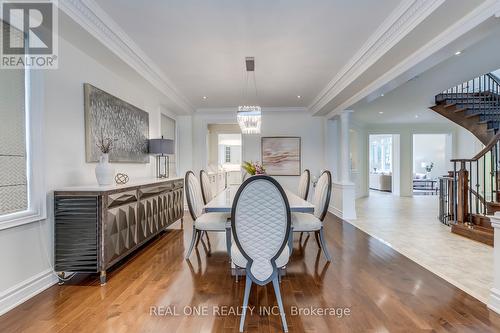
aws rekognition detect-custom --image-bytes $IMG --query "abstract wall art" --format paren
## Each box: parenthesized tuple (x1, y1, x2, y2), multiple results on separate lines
(261, 137, 301, 176)
(84, 83, 149, 163)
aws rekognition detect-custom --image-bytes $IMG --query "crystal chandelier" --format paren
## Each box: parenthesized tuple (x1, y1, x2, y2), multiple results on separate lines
(237, 105, 261, 134)
(238, 57, 261, 134)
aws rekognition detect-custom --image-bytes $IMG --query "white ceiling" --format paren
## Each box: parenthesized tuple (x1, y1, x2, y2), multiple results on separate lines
(97, 0, 402, 109)
(351, 22, 500, 125)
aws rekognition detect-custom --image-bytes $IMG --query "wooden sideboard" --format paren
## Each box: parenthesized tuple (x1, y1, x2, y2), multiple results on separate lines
(54, 178, 184, 284)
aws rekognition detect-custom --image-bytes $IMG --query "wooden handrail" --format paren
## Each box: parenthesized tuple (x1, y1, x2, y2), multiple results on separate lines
(451, 132, 500, 162)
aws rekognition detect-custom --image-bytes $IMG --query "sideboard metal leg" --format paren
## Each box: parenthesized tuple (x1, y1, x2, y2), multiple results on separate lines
(100, 271, 107, 285)
(57, 272, 66, 285)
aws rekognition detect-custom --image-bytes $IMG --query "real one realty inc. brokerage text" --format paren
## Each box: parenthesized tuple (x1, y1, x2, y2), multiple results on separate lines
(150, 305, 352, 318)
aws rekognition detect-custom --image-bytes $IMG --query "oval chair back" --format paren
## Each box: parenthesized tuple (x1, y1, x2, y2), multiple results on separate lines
(297, 169, 310, 200)
(199, 170, 213, 205)
(313, 170, 332, 221)
(231, 175, 291, 332)
(241, 171, 249, 182)
(185, 171, 204, 221)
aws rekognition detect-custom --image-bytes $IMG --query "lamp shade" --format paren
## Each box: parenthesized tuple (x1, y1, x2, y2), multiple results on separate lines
(149, 138, 175, 155)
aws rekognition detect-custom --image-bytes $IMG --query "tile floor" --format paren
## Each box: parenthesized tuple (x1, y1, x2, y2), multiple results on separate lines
(347, 190, 494, 303)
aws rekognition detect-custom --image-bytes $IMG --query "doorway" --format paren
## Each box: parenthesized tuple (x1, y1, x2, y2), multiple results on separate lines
(412, 134, 449, 195)
(369, 134, 393, 193)
(207, 124, 243, 186)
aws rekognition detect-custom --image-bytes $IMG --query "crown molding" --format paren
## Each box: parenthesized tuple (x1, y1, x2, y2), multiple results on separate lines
(195, 107, 308, 114)
(325, 0, 500, 119)
(57, 0, 194, 114)
(309, 0, 445, 116)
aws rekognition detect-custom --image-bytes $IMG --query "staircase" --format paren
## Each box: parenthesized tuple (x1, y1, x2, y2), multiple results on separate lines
(431, 73, 500, 145)
(432, 73, 500, 246)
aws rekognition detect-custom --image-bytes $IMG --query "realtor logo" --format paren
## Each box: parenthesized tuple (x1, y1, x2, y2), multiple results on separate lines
(1, 0, 58, 69)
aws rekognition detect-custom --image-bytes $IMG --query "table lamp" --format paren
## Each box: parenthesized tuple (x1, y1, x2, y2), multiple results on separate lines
(149, 137, 175, 178)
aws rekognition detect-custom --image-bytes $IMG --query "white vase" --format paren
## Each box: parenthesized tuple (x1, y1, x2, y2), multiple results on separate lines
(95, 154, 115, 186)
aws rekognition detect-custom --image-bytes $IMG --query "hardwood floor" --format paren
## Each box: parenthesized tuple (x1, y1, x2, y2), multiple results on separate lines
(1, 213, 500, 332)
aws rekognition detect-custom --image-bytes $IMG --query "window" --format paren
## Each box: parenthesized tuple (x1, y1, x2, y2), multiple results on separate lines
(0, 20, 45, 229)
(1, 21, 27, 216)
(369, 135, 392, 173)
(225, 146, 231, 163)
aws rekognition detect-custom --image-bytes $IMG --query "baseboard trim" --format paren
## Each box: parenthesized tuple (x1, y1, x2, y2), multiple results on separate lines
(0, 269, 58, 316)
(489, 288, 500, 314)
(328, 205, 343, 219)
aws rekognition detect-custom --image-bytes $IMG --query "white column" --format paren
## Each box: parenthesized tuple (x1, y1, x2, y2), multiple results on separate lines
(326, 110, 356, 220)
(489, 213, 500, 314)
(340, 110, 353, 184)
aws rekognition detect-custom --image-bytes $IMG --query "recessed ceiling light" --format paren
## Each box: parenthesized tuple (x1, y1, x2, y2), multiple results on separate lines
(202, 96, 208, 100)
(415, 115, 419, 118)
(455, 51, 462, 56)
(379, 111, 384, 114)
(297, 95, 302, 99)
(380, 93, 384, 97)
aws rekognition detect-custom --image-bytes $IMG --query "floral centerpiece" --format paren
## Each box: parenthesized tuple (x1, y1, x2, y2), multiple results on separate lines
(242, 161, 266, 175)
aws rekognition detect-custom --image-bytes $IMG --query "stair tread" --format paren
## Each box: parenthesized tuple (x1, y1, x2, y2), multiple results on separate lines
(453, 223, 493, 234)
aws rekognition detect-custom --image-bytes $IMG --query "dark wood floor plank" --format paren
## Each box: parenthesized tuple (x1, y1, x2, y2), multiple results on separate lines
(0, 213, 499, 332)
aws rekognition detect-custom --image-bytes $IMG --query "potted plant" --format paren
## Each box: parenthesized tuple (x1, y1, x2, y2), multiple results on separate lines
(424, 162, 434, 178)
(95, 132, 116, 186)
(242, 161, 266, 176)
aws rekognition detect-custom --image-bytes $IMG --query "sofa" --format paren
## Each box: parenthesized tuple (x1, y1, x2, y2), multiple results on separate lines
(369, 173, 392, 192)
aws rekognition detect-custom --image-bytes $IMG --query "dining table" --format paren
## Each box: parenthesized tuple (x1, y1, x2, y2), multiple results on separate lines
(203, 185, 315, 214)
(203, 184, 314, 276)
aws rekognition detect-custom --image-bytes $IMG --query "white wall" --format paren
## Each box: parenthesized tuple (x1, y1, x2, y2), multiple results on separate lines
(0, 30, 178, 314)
(413, 134, 448, 179)
(352, 122, 482, 198)
(191, 110, 326, 199)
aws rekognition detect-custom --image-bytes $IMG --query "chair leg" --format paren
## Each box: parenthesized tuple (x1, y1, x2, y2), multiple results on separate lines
(318, 227, 332, 262)
(239, 276, 253, 332)
(272, 277, 288, 332)
(226, 227, 232, 261)
(314, 231, 321, 248)
(185, 228, 199, 259)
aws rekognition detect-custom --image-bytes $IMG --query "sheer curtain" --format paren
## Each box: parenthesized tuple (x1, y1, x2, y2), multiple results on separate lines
(0, 19, 28, 215)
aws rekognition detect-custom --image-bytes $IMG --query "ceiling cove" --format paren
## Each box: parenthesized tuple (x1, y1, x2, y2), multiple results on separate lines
(324, 0, 500, 119)
(57, 0, 489, 117)
(57, 0, 195, 114)
(308, 0, 446, 116)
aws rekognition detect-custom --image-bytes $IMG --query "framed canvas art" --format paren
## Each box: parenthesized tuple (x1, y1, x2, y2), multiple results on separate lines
(84, 83, 149, 163)
(261, 137, 301, 176)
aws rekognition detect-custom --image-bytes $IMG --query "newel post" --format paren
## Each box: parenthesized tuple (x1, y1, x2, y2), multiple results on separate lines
(456, 161, 469, 223)
(488, 213, 500, 314)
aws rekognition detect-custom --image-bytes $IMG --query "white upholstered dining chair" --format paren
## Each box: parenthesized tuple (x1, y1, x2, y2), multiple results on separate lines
(231, 175, 291, 332)
(297, 169, 310, 200)
(292, 170, 332, 261)
(184, 171, 231, 259)
(199, 169, 213, 205)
